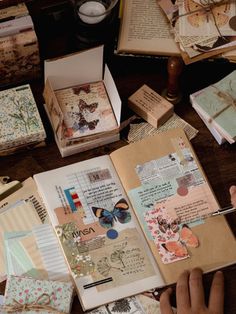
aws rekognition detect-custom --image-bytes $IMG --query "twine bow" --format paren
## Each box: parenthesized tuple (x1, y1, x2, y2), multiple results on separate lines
(171, 0, 231, 37)
(209, 83, 236, 122)
(1, 293, 66, 313)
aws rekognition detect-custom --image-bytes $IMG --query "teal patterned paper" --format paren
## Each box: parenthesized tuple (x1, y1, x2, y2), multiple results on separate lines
(190, 70, 236, 141)
(0, 84, 46, 150)
(3, 275, 74, 313)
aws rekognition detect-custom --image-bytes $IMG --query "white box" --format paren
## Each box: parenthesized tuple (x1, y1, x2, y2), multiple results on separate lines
(43, 46, 121, 157)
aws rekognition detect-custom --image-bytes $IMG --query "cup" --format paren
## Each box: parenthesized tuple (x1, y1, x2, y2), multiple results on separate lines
(73, 0, 119, 49)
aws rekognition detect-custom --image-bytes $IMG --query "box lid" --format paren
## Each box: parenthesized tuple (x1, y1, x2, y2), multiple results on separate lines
(44, 46, 104, 91)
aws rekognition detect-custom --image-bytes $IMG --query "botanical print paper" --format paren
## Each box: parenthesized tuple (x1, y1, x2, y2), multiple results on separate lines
(0, 84, 46, 150)
(57, 226, 156, 291)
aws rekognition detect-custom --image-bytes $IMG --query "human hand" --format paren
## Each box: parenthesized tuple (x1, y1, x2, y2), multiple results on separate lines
(229, 185, 236, 208)
(160, 268, 224, 314)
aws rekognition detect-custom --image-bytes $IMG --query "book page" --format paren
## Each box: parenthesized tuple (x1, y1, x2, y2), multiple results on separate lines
(110, 128, 236, 284)
(33, 155, 164, 310)
(117, 0, 180, 56)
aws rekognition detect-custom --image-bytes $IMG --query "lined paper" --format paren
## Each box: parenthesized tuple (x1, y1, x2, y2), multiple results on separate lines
(33, 224, 71, 282)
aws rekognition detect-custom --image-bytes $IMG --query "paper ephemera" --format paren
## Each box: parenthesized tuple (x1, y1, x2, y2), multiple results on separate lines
(178, 0, 236, 37)
(55, 81, 117, 140)
(57, 226, 155, 291)
(33, 155, 161, 309)
(190, 70, 236, 143)
(128, 144, 218, 264)
(88, 294, 168, 314)
(127, 113, 198, 143)
(157, 0, 236, 61)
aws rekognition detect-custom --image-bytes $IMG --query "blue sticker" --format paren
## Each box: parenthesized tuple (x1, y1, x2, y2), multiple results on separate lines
(106, 229, 118, 239)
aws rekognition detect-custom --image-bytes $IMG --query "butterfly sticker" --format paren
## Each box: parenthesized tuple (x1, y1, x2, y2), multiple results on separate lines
(78, 99, 98, 113)
(162, 224, 199, 258)
(92, 199, 131, 229)
(184, 0, 230, 28)
(157, 217, 180, 234)
(73, 84, 91, 95)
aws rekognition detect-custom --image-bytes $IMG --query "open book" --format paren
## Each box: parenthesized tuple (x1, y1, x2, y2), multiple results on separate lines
(116, 0, 180, 56)
(33, 128, 236, 310)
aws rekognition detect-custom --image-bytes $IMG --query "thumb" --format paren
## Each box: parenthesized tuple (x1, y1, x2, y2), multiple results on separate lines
(229, 185, 236, 207)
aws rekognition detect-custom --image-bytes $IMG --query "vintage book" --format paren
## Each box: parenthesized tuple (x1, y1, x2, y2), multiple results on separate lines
(116, 0, 180, 56)
(0, 15, 34, 38)
(0, 29, 41, 86)
(0, 2, 28, 20)
(190, 70, 236, 144)
(0, 84, 46, 152)
(0, 1, 26, 9)
(33, 128, 236, 310)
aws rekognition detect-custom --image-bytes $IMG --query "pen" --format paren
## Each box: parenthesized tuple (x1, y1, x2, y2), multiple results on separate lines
(183, 206, 236, 224)
(211, 206, 236, 216)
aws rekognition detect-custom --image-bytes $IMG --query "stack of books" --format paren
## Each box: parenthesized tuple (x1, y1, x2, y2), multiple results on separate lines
(0, 2, 41, 86)
(190, 70, 236, 145)
(0, 84, 46, 155)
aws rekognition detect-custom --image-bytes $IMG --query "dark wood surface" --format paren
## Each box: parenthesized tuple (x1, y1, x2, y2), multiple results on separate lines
(0, 15, 236, 312)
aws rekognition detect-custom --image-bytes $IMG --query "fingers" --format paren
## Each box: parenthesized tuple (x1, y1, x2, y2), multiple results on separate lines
(188, 268, 206, 310)
(229, 185, 236, 207)
(160, 287, 174, 314)
(176, 270, 191, 310)
(208, 271, 224, 313)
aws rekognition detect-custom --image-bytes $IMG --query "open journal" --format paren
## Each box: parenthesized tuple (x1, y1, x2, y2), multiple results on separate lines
(116, 0, 180, 56)
(33, 128, 236, 310)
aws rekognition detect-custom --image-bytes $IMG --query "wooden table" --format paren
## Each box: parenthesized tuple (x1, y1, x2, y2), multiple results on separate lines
(0, 45, 236, 312)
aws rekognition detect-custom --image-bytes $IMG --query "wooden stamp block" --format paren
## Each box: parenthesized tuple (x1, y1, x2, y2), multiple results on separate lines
(128, 84, 174, 128)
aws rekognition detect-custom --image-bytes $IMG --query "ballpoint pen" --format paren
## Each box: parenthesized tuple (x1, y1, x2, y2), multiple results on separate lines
(182, 206, 236, 224)
(211, 206, 236, 216)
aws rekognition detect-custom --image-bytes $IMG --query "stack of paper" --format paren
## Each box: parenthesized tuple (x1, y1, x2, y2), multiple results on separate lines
(0, 3, 34, 38)
(190, 70, 236, 144)
(43, 46, 121, 157)
(158, 0, 236, 64)
(0, 84, 46, 155)
(0, 3, 41, 86)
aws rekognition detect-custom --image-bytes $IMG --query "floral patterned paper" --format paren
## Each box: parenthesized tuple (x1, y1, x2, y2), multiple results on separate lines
(3, 275, 74, 313)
